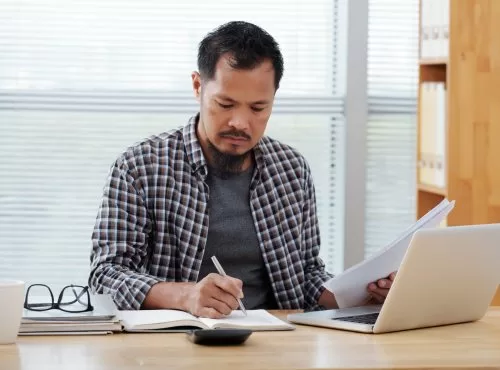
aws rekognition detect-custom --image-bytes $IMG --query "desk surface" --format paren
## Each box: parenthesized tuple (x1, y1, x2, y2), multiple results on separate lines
(1, 308, 500, 370)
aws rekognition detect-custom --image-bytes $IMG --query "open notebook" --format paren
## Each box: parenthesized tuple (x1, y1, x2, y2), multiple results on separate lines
(117, 309, 295, 332)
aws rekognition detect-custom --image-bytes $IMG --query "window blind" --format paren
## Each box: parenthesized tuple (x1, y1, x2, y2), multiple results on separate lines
(364, 0, 419, 257)
(0, 0, 345, 290)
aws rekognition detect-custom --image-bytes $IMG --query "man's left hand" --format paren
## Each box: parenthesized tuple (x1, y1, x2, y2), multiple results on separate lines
(367, 271, 397, 303)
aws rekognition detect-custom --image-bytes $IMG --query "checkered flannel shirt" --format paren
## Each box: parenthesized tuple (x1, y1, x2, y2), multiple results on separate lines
(89, 114, 333, 310)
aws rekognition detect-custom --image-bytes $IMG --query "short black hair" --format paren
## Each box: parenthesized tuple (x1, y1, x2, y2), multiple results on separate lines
(197, 21, 284, 90)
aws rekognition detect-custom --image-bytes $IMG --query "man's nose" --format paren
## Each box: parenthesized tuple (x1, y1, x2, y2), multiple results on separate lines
(228, 112, 251, 131)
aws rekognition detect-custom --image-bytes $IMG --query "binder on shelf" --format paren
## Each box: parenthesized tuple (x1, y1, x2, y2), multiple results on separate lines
(418, 82, 447, 190)
(434, 83, 447, 188)
(420, 0, 449, 60)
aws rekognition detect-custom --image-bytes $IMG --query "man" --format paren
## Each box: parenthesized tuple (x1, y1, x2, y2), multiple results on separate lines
(89, 21, 395, 318)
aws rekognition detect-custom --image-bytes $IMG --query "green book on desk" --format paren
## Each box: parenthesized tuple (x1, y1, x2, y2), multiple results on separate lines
(117, 309, 295, 332)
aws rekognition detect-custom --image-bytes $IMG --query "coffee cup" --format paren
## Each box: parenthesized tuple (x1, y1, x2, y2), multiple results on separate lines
(0, 280, 25, 345)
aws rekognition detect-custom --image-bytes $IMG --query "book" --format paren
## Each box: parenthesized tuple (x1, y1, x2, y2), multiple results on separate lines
(19, 320, 122, 335)
(117, 309, 295, 332)
(323, 198, 455, 308)
(20, 294, 120, 336)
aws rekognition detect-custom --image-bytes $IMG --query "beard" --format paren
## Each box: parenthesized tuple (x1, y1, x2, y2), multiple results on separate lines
(206, 139, 250, 178)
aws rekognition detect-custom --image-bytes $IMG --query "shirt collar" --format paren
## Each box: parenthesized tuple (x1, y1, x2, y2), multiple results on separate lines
(183, 113, 269, 177)
(183, 113, 207, 175)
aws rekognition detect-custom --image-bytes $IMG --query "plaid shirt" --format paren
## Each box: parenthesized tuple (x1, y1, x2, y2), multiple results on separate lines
(89, 114, 333, 310)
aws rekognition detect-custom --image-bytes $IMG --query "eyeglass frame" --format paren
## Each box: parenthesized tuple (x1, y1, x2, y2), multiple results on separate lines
(23, 283, 94, 313)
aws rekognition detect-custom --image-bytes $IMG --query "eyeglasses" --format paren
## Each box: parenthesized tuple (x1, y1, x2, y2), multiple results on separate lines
(24, 284, 94, 313)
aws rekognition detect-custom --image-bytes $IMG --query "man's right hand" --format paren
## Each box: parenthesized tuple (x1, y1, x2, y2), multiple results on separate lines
(183, 273, 244, 319)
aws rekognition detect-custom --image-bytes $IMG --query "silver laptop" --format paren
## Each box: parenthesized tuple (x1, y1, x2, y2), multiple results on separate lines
(288, 223, 500, 333)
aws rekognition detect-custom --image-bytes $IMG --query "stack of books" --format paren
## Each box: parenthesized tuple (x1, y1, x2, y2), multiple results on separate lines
(20, 294, 121, 336)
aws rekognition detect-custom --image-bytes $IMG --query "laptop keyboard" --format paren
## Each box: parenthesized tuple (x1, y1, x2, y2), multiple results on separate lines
(333, 312, 379, 325)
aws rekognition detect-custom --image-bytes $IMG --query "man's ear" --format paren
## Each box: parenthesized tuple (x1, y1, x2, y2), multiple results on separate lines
(191, 71, 202, 102)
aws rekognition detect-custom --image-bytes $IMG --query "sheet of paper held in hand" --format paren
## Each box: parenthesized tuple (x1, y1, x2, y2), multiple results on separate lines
(323, 199, 455, 308)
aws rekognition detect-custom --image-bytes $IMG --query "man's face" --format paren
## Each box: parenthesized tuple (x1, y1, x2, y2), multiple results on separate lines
(192, 55, 276, 164)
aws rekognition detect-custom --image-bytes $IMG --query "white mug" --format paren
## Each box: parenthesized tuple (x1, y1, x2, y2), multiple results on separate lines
(0, 280, 25, 345)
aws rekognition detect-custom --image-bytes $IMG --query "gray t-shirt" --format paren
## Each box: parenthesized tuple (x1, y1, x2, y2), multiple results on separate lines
(197, 164, 277, 310)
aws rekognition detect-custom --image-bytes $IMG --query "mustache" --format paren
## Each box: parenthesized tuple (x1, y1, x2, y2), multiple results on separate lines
(219, 130, 251, 140)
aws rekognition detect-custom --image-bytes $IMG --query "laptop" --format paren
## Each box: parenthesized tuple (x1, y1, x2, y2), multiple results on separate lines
(288, 223, 500, 334)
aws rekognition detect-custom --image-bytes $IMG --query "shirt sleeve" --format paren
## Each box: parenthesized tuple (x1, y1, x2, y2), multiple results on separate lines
(88, 156, 159, 310)
(301, 161, 334, 310)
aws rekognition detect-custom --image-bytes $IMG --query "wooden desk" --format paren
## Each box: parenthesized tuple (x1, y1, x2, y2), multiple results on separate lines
(1, 308, 500, 370)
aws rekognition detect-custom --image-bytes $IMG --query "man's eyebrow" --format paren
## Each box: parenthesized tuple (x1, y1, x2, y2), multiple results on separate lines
(215, 94, 270, 105)
(251, 100, 270, 105)
(215, 94, 236, 102)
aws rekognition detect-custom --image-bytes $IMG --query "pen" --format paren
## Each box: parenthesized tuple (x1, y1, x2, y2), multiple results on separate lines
(211, 255, 247, 316)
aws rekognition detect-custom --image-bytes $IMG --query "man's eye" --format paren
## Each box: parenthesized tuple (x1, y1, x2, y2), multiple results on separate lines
(218, 102, 233, 109)
(252, 107, 265, 112)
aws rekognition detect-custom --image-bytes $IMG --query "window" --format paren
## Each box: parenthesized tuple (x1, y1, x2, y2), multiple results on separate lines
(0, 0, 345, 288)
(364, 0, 419, 257)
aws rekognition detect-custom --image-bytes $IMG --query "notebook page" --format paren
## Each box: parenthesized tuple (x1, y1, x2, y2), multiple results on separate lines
(118, 309, 203, 331)
(199, 310, 294, 331)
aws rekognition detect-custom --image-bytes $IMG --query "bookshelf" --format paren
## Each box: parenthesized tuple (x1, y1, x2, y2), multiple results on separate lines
(417, 0, 500, 305)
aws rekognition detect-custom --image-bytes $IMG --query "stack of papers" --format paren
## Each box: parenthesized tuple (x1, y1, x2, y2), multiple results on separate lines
(20, 294, 121, 336)
(324, 198, 455, 308)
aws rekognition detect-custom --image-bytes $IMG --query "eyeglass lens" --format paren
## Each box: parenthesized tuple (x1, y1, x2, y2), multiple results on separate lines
(58, 285, 90, 312)
(25, 284, 54, 311)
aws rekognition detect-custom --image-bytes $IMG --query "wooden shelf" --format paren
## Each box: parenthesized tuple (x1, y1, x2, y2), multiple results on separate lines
(419, 63, 447, 83)
(417, 0, 500, 225)
(418, 183, 447, 196)
(419, 58, 448, 66)
(492, 287, 500, 306)
(417, 0, 500, 306)
(417, 189, 445, 219)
